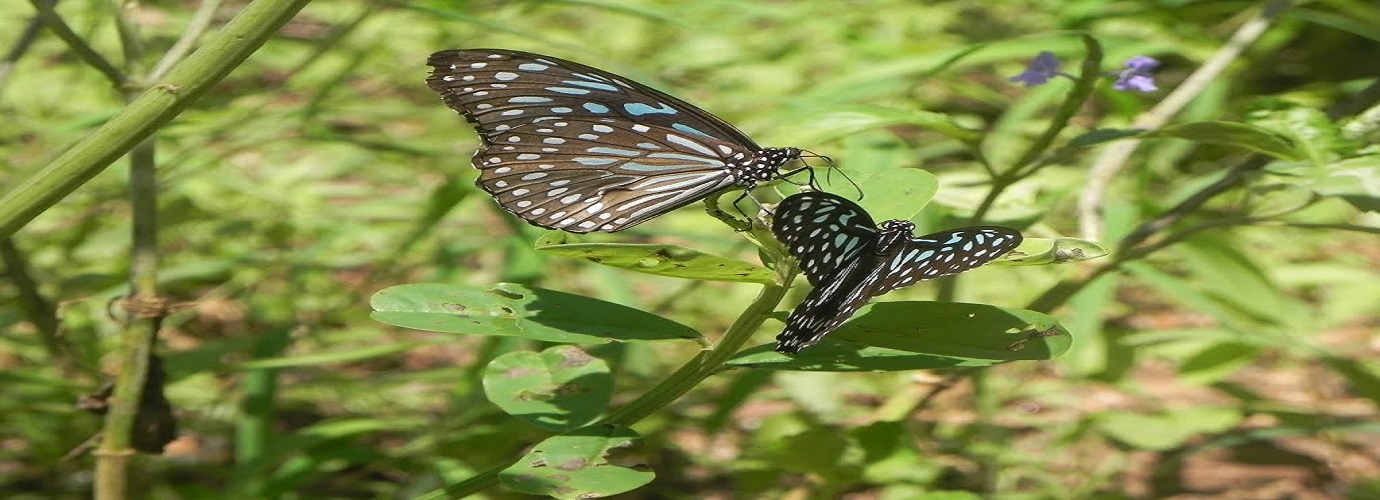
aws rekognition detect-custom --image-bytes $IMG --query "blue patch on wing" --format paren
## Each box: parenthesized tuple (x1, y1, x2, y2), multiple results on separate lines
(624, 102, 677, 116)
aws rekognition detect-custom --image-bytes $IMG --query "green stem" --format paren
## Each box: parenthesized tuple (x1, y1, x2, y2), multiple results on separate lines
(430, 269, 794, 499)
(604, 281, 790, 425)
(30, 0, 127, 87)
(1008, 34, 1103, 178)
(0, 0, 312, 239)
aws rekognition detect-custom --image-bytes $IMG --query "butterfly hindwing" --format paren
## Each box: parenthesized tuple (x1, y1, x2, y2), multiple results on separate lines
(771, 192, 878, 285)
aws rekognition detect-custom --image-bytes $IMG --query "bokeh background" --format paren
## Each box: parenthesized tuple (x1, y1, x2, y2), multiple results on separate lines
(2, 0, 1378, 498)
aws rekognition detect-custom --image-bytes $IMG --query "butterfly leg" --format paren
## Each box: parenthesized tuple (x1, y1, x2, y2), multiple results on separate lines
(730, 190, 769, 230)
(703, 191, 753, 231)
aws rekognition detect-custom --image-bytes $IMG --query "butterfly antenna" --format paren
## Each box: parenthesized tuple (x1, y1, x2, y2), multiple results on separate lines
(808, 152, 862, 200)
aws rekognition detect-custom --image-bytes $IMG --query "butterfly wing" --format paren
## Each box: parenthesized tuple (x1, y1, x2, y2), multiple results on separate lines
(775, 256, 893, 354)
(771, 191, 878, 285)
(771, 193, 1023, 354)
(475, 118, 745, 232)
(426, 49, 796, 232)
(426, 49, 761, 147)
(874, 226, 1023, 294)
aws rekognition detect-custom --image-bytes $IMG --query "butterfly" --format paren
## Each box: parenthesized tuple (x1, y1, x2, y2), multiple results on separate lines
(771, 191, 1023, 354)
(426, 49, 814, 233)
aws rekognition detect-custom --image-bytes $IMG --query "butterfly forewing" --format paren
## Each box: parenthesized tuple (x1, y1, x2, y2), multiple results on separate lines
(426, 48, 803, 232)
(427, 49, 761, 146)
(875, 227, 1024, 294)
(771, 192, 878, 285)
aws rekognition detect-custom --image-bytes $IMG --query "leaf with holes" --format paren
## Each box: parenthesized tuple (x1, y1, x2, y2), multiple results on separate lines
(483, 346, 613, 432)
(500, 425, 654, 499)
(1001, 237, 1108, 265)
(534, 232, 774, 283)
(370, 283, 701, 343)
(730, 302, 1069, 371)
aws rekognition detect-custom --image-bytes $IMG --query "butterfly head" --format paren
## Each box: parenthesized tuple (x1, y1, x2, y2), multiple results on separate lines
(736, 147, 804, 185)
(878, 219, 915, 234)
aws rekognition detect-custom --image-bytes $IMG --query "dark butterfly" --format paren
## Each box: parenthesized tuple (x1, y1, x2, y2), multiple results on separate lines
(426, 49, 812, 233)
(771, 191, 1022, 354)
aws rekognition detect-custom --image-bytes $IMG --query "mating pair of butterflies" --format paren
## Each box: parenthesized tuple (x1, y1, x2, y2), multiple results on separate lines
(426, 49, 1022, 353)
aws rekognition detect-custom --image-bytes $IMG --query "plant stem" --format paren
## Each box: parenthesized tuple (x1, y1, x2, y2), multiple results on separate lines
(0, 0, 313, 239)
(430, 265, 794, 499)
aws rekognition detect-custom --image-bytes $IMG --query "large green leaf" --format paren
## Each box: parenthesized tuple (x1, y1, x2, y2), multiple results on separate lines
(855, 168, 939, 223)
(370, 283, 701, 344)
(533, 232, 774, 283)
(728, 302, 1069, 371)
(482, 346, 614, 432)
(499, 425, 654, 499)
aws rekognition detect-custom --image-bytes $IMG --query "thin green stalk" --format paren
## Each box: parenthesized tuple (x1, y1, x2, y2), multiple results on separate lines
(603, 281, 790, 425)
(94, 0, 159, 485)
(1007, 34, 1104, 178)
(92, 318, 158, 499)
(30, 0, 126, 86)
(0, 238, 96, 378)
(111, 0, 146, 79)
(0, 1, 48, 91)
(95, 132, 159, 500)
(149, 0, 225, 80)
(0, 0, 313, 239)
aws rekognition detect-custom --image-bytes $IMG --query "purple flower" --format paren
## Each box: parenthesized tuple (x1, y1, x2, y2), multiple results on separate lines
(1009, 51, 1065, 87)
(1009, 52, 1163, 93)
(1112, 56, 1160, 92)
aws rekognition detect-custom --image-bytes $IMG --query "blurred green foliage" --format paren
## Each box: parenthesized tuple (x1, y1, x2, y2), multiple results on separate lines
(2, 0, 1378, 498)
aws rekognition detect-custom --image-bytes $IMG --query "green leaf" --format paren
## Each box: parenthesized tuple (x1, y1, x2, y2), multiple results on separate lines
(1177, 342, 1260, 384)
(728, 302, 1070, 371)
(855, 169, 939, 222)
(533, 232, 774, 283)
(1246, 102, 1347, 161)
(482, 346, 613, 432)
(370, 283, 701, 344)
(1142, 121, 1302, 160)
(1096, 407, 1241, 450)
(500, 425, 654, 499)
(241, 341, 430, 369)
(1322, 357, 1380, 405)
(852, 422, 936, 484)
(1306, 155, 1380, 211)
(1067, 128, 1145, 148)
(793, 105, 983, 146)
(1001, 237, 1108, 265)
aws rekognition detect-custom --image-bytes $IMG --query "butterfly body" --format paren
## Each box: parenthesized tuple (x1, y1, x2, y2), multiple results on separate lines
(426, 49, 804, 232)
(771, 192, 1022, 354)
